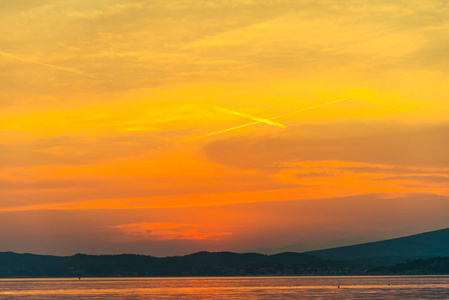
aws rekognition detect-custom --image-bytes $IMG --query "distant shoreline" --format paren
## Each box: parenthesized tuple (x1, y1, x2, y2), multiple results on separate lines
(2, 251, 449, 278)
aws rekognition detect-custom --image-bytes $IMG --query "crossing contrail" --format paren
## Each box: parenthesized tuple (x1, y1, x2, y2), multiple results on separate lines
(182, 97, 351, 142)
(0, 51, 96, 78)
(266, 97, 350, 120)
(212, 106, 286, 128)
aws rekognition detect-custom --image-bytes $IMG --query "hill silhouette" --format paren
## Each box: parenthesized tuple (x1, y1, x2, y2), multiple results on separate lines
(0, 251, 346, 278)
(305, 227, 449, 266)
(3, 227, 449, 277)
(369, 257, 449, 275)
(248, 237, 376, 255)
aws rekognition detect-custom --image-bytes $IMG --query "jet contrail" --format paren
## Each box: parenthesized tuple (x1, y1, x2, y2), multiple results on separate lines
(212, 106, 286, 128)
(182, 97, 351, 142)
(146, 90, 283, 129)
(0, 51, 96, 78)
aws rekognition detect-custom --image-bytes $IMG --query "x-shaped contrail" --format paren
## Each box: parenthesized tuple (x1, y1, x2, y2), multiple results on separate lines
(180, 97, 351, 142)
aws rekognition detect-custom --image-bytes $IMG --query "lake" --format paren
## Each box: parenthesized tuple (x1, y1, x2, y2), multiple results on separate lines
(1, 276, 449, 299)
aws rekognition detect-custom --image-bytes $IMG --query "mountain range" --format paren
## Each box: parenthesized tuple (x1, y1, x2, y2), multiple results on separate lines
(2, 227, 449, 277)
(247, 237, 378, 255)
(305, 227, 449, 265)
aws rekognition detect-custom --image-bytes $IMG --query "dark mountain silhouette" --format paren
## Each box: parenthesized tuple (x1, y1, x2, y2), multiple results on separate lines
(305, 227, 449, 266)
(0, 251, 346, 278)
(247, 237, 378, 255)
(369, 257, 449, 275)
(3, 227, 449, 277)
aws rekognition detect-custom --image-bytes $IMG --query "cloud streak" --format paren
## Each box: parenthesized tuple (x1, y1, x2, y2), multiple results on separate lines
(0, 51, 96, 78)
(203, 124, 449, 171)
(212, 106, 286, 128)
(103, 222, 231, 241)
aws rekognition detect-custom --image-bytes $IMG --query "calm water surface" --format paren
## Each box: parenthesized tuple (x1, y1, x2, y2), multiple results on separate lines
(1, 276, 449, 299)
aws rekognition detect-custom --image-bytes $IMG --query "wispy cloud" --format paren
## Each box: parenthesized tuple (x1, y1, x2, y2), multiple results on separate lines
(362, 175, 449, 184)
(0, 51, 96, 78)
(103, 222, 231, 241)
(203, 123, 449, 172)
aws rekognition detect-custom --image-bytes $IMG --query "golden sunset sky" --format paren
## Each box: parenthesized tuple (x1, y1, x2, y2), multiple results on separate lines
(1, 0, 449, 256)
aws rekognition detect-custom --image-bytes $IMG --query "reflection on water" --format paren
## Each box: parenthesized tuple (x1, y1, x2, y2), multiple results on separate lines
(1, 276, 449, 299)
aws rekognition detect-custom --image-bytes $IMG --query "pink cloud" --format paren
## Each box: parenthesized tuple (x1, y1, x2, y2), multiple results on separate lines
(103, 222, 231, 241)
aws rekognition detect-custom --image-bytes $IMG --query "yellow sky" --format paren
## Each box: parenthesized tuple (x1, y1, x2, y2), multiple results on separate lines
(1, 0, 449, 255)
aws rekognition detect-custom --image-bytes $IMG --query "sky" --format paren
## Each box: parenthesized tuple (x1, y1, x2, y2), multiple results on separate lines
(1, 0, 449, 256)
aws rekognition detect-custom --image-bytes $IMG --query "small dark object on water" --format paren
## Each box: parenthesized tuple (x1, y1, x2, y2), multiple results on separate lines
(338, 286, 340, 288)
(79, 277, 81, 280)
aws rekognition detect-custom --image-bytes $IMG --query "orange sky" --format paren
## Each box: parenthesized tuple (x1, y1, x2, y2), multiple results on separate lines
(1, 0, 449, 256)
